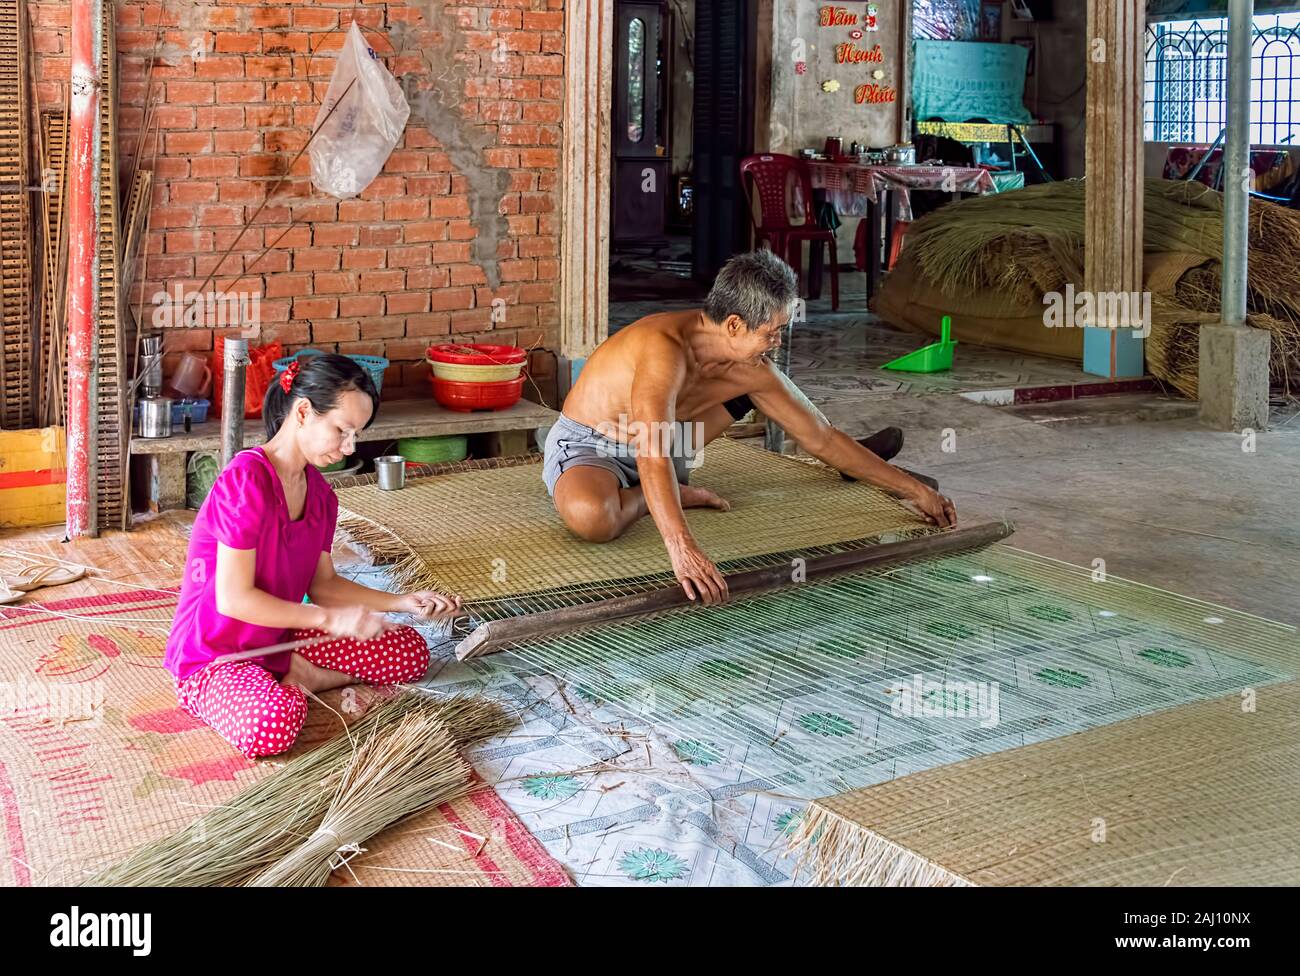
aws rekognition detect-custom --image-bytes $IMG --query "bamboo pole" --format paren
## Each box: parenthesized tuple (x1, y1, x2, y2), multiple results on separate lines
(65, 0, 101, 538)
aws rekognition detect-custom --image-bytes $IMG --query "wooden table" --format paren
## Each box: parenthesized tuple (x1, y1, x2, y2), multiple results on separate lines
(129, 398, 561, 513)
(805, 162, 1005, 301)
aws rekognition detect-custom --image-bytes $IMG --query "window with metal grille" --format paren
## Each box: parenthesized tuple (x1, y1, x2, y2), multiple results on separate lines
(1145, 13, 1300, 145)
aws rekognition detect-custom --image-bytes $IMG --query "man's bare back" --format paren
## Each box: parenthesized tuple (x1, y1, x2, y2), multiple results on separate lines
(562, 310, 773, 436)
(541, 250, 957, 606)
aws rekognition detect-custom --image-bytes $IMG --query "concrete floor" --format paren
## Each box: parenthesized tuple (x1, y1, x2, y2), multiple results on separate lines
(818, 393, 1300, 625)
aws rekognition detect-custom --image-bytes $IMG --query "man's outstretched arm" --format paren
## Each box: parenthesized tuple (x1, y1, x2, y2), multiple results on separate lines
(630, 339, 731, 604)
(749, 362, 958, 527)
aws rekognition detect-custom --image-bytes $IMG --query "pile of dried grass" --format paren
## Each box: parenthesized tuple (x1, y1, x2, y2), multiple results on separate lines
(84, 692, 512, 887)
(899, 178, 1300, 397)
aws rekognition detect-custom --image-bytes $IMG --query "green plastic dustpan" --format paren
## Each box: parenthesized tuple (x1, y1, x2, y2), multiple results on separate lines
(882, 315, 958, 373)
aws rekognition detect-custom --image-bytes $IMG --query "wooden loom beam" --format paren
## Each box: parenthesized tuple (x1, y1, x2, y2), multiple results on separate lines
(455, 520, 1015, 660)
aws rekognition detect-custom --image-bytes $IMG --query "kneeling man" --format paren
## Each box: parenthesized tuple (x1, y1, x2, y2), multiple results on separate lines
(543, 249, 956, 605)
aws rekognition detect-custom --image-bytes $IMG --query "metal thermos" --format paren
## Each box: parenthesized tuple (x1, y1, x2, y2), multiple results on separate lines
(140, 334, 163, 398)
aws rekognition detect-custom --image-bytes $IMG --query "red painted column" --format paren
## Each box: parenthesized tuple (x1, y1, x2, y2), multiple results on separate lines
(65, 0, 100, 538)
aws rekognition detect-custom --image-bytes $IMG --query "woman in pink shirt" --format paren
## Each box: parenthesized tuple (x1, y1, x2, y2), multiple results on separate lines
(164, 354, 460, 758)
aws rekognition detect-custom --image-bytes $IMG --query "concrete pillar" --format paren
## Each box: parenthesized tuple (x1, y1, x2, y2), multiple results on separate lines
(1199, 325, 1270, 431)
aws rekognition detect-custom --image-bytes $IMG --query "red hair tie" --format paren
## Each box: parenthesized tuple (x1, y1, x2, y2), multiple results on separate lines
(280, 360, 300, 394)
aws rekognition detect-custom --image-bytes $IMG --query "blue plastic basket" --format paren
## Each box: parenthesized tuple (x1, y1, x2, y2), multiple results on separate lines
(272, 349, 389, 393)
(134, 397, 210, 427)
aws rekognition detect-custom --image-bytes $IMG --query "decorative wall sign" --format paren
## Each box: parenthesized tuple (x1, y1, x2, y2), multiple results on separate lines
(819, 6, 858, 26)
(854, 83, 897, 104)
(818, 3, 879, 30)
(835, 42, 884, 64)
(813, 4, 894, 108)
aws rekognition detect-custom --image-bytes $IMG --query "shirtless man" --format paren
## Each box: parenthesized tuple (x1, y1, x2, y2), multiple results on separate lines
(542, 249, 957, 605)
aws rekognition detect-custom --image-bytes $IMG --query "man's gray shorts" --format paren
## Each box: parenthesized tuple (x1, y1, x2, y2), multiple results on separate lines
(542, 414, 695, 496)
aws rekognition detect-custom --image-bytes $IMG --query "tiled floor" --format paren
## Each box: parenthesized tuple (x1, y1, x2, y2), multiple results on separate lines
(610, 297, 1096, 404)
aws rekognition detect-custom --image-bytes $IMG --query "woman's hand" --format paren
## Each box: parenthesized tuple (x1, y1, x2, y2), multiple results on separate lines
(324, 605, 392, 642)
(399, 590, 464, 620)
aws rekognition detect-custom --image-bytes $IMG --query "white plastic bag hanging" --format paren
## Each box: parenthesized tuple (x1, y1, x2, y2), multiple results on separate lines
(309, 22, 410, 199)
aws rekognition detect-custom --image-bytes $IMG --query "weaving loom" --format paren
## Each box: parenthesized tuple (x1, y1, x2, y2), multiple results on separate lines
(336, 439, 1299, 877)
(337, 438, 937, 604)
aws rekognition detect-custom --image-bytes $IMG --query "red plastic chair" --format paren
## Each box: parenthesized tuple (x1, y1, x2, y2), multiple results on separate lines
(739, 153, 839, 310)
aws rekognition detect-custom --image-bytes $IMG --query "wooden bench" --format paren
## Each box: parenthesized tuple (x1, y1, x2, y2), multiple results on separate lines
(129, 398, 560, 512)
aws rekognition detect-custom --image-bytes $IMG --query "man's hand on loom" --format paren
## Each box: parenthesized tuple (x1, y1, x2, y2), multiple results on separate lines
(324, 606, 393, 642)
(908, 485, 958, 528)
(668, 537, 730, 606)
(400, 590, 463, 620)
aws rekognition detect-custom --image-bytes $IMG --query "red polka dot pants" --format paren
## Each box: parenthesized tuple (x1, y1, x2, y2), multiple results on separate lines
(175, 625, 431, 759)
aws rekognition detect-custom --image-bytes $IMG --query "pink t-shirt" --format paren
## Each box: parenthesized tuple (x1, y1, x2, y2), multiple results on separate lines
(164, 447, 339, 682)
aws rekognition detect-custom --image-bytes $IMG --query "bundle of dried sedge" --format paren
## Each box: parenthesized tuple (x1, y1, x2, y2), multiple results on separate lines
(85, 693, 511, 887)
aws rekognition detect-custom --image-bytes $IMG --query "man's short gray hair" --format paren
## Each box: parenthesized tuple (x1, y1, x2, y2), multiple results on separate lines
(703, 249, 798, 331)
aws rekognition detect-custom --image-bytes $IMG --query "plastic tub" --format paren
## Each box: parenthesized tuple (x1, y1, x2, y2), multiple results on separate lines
(397, 435, 469, 465)
(429, 375, 525, 412)
(426, 343, 527, 367)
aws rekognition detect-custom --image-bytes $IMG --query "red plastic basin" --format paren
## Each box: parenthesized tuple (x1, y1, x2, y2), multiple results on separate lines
(426, 343, 527, 367)
(429, 375, 525, 412)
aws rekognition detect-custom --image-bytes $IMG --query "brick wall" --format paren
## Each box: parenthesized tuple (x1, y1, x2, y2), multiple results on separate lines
(30, 0, 564, 398)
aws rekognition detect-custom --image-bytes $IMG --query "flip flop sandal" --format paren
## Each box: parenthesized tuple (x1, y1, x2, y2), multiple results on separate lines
(0, 563, 88, 593)
(0, 580, 25, 606)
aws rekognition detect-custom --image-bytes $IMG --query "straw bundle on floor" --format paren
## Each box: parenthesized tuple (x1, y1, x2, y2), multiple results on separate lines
(889, 178, 1300, 397)
(247, 706, 469, 887)
(84, 692, 511, 887)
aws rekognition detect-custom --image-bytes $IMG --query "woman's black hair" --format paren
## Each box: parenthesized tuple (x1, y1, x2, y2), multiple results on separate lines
(262, 353, 381, 438)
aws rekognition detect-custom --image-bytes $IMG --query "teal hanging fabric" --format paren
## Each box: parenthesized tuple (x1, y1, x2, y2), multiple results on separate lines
(912, 41, 1032, 124)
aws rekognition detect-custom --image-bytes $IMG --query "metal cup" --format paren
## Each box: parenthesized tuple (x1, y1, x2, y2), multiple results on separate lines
(138, 396, 174, 438)
(375, 455, 406, 490)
